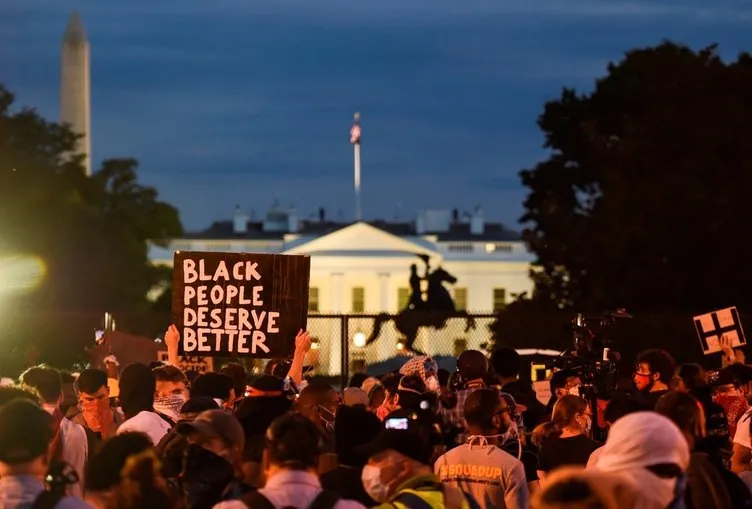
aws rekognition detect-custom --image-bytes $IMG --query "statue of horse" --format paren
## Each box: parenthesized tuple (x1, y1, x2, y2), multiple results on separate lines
(365, 266, 477, 355)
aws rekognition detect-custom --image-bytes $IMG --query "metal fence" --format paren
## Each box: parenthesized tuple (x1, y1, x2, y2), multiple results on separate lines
(305, 313, 498, 386)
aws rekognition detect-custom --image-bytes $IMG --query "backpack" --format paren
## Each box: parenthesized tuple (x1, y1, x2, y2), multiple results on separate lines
(240, 489, 340, 509)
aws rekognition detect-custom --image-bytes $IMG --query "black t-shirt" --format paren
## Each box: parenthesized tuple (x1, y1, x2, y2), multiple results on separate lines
(537, 435, 601, 472)
(502, 439, 539, 483)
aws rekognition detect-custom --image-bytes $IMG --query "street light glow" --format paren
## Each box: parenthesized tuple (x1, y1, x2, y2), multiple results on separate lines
(353, 332, 366, 348)
(0, 255, 46, 295)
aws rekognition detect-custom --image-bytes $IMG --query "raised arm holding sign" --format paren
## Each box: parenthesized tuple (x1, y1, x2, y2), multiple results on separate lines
(172, 251, 311, 358)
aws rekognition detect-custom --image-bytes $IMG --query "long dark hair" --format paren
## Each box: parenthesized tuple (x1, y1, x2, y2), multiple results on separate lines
(532, 395, 588, 446)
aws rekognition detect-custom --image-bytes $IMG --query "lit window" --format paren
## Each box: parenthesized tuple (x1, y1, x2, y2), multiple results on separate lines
(397, 288, 410, 310)
(308, 287, 319, 313)
(485, 243, 495, 253)
(454, 288, 467, 311)
(493, 288, 506, 311)
(352, 287, 365, 313)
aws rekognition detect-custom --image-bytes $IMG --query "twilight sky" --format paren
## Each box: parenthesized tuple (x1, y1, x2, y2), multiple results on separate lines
(2, 1, 751, 231)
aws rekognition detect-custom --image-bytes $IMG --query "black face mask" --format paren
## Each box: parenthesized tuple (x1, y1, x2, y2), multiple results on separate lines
(181, 444, 234, 509)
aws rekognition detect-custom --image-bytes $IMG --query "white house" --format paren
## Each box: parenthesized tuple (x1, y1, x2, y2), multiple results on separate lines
(149, 206, 535, 373)
(150, 206, 534, 312)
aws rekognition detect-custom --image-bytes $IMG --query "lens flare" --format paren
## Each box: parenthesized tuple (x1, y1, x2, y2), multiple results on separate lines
(0, 255, 47, 295)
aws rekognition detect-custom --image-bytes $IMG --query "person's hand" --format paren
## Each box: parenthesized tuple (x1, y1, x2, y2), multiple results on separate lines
(165, 324, 180, 351)
(721, 334, 735, 358)
(295, 329, 312, 354)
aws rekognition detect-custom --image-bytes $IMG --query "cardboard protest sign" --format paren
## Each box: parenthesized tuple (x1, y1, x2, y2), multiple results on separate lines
(693, 306, 747, 355)
(172, 251, 310, 358)
(157, 351, 214, 374)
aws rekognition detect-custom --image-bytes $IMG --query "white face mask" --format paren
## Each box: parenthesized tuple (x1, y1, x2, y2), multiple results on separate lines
(568, 385, 581, 396)
(425, 376, 440, 393)
(361, 464, 391, 503)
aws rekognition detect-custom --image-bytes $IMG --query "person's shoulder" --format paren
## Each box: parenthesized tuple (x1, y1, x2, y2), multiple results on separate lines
(212, 501, 246, 509)
(57, 496, 95, 509)
(333, 500, 367, 509)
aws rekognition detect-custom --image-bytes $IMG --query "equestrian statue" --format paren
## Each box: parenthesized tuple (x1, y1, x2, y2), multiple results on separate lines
(365, 254, 476, 355)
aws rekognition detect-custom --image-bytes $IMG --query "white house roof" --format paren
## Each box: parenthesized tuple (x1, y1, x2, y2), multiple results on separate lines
(283, 222, 439, 257)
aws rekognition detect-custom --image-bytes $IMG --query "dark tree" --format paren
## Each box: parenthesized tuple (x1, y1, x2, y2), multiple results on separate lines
(0, 85, 182, 372)
(520, 42, 752, 313)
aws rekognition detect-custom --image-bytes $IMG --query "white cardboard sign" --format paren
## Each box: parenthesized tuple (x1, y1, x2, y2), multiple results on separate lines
(693, 306, 746, 355)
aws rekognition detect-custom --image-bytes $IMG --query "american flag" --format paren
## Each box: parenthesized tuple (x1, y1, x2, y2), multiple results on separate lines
(350, 124, 361, 144)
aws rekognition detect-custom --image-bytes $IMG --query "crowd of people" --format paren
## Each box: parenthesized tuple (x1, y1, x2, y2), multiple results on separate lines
(2, 326, 752, 509)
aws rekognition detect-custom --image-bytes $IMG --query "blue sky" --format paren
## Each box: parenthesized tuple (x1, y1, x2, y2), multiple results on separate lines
(2, 1, 752, 231)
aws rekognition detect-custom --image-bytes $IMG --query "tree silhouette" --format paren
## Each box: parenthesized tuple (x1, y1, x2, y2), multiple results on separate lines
(0, 85, 182, 372)
(520, 42, 752, 314)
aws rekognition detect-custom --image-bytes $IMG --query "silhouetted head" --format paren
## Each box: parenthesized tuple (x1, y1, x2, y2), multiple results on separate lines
(410, 264, 417, 273)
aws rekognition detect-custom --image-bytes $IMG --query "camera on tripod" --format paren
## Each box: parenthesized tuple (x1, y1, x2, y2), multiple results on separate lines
(552, 309, 632, 397)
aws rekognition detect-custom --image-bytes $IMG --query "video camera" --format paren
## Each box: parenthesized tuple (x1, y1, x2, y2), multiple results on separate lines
(553, 309, 632, 397)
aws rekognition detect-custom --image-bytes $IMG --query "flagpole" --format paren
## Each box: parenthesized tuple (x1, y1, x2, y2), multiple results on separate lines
(351, 112, 362, 222)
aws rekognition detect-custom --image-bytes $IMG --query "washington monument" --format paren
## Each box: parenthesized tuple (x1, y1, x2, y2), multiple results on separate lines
(60, 12, 91, 176)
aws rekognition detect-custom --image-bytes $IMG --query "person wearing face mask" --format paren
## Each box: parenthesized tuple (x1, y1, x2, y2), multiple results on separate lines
(544, 369, 581, 417)
(70, 368, 125, 456)
(435, 389, 528, 509)
(375, 373, 405, 421)
(356, 410, 468, 509)
(153, 365, 188, 425)
(176, 409, 251, 509)
(532, 395, 600, 486)
(632, 349, 676, 410)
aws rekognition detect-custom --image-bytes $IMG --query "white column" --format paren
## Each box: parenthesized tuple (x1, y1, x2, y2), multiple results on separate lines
(328, 273, 343, 376)
(378, 273, 390, 312)
(376, 273, 392, 363)
(331, 273, 343, 313)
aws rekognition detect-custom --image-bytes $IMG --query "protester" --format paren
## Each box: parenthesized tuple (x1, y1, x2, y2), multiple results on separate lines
(435, 388, 529, 508)
(713, 366, 751, 440)
(357, 411, 468, 508)
(190, 372, 236, 411)
(234, 375, 293, 487)
(532, 395, 599, 482)
(544, 369, 580, 416)
(152, 364, 188, 424)
(531, 466, 638, 509)
(71, 368, 124, 455)
(20, 365, 88, 497)
(218, 413, 364, 509)
(158, 396, 219, 479)
(0, 399, 90, 509)
(586, 394, 643, 468)
(439, 350, 488, 433)
(361, 376, 385, 412)
(177, 409, 251, 509)
(656, 391, 750, 509)
(633, 349, 676, 409)
(85, 432, 172, 509)
(591, 412, 690, 509)
(221, 363, 248, 410)
(399, 355, 441, 394)
(116, 363, 171, 445)
(320, 405, 382, 505)
(394, 374, 427, 412)
(375, 373, 402, 420)
(490, 347, 546, 429)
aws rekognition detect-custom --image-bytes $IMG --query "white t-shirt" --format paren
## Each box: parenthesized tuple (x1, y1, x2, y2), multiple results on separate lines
(734, 408, 752, 448)
(117, 410, 171, 445)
